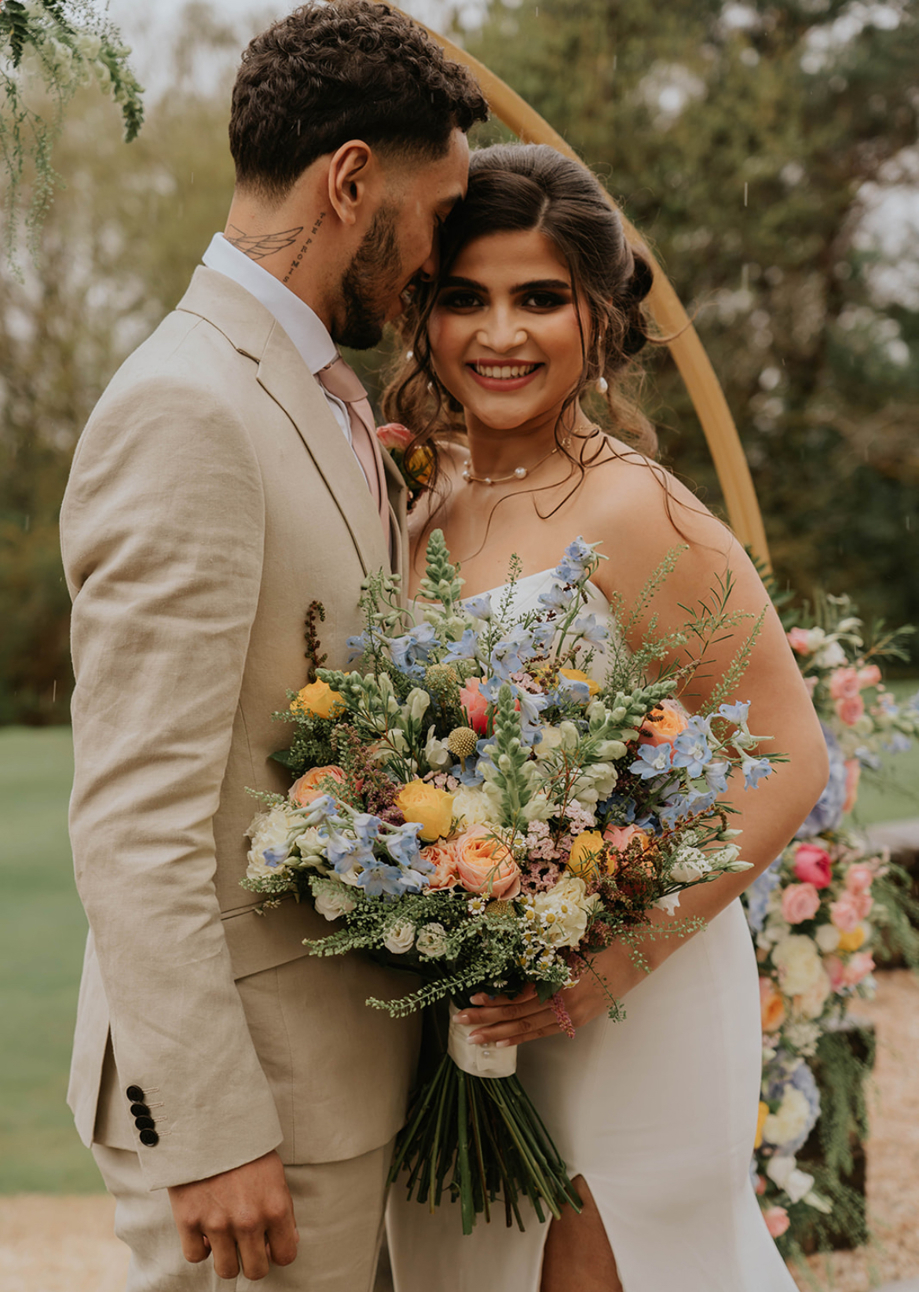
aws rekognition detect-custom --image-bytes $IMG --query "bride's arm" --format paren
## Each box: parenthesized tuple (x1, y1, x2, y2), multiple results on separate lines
(458, 457, 829, 1044)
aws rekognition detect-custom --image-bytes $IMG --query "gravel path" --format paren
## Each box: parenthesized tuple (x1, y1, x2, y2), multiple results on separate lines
(1, 970, 916, 1292)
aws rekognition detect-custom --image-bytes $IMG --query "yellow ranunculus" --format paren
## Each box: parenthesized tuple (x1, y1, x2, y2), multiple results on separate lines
(567, 830, 606, 880)
(559, 668, 600, 697)
(754, 1101, 769, 1150)
(396, 780, 455, 843)
(838, 925, 866, 953)
(290, 679, 344, 720)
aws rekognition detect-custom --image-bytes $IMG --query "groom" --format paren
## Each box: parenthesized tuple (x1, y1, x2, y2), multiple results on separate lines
(60, 3, 486, 1287)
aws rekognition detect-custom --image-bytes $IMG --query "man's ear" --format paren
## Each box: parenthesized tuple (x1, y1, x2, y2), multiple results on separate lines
(327, 140, 379, 227)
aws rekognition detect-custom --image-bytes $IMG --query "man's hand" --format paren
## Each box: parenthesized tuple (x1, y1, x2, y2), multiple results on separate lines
(168, 1149, 298, 1281)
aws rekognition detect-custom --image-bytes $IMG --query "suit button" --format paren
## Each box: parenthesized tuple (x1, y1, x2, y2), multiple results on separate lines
(139, 1128, 159, 1147)
(135, 1115, 156, 1130)
(129, 1103, 150, 1118)
(126, 1085, 145, 1103)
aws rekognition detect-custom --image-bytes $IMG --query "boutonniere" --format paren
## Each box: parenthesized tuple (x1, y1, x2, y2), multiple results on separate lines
(376, 423, 435, 502)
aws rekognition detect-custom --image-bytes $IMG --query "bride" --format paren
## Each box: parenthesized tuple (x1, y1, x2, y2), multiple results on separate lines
(382, 143, 828, 1291)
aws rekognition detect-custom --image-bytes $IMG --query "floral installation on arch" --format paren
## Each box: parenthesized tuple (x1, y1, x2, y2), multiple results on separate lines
(744, 592, 919, 1252)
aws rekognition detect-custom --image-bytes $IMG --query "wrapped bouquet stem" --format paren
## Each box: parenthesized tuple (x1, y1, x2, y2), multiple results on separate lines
(244, 531, 773, 1233)
(389, 1002, 580, 1234)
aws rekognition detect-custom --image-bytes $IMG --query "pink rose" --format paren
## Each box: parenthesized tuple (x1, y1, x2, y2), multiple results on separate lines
(454, 825, 522, 899)
(844, 951, 875, 987)
(764, 1206, 790, 1238)
(603, 824, 651, 856)
(829, 667, 860, 701)
(792, 843, 832, 889)
(804, 676, 818, 697)
(857, 664, 882, 689)
(830, 891, 867, 933)
(289, 765, 346, 806)
(844, 863, 873, 895)
(420, 839, 459, 890)
(460, 678, 491, 736)
(787, 628, 812, 655)
(824, 955, 846, 992)
(781, 882, 821, 925)
(375, 422, 413, 451)
(754, 1174, 766, 1197)
(843, 759, 861, 814)
(835, 693, 865, 726)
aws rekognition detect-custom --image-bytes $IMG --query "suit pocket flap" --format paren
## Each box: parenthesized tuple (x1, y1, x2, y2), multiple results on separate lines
(222, 898, 320, 980)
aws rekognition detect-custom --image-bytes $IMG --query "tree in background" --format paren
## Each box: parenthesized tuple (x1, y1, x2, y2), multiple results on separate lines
(461, 0, 918, 641)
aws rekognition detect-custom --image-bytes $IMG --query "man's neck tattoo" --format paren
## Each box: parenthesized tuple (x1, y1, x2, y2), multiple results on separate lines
(226, 225, 303, 261)
(283, 212, 327, 285)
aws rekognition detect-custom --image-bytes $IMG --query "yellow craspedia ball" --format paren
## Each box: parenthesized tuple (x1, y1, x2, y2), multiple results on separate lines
(290, 679, 344, 720)
(838, 926, 866, 953)
(755, 1101, 769, 1150)
(559, 668, 600, 697)
(396, 780, 455, 842)
(567, 830, 605, 880)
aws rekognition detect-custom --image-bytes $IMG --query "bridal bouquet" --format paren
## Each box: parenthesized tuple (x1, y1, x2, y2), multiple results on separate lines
(243, 533, 775, 1233)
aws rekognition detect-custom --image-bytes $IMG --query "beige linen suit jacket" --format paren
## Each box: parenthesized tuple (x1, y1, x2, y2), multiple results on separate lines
(61, 266, 420, 1191)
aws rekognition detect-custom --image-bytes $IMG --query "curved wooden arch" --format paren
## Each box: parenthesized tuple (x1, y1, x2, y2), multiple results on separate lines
(383, 6, 771, 567)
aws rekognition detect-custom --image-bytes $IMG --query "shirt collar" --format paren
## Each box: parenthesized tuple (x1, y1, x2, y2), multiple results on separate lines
(202, 232, 336, 375)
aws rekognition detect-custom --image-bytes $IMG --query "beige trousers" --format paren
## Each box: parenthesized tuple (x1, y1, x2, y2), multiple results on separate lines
(92, 1142, 392, 1292)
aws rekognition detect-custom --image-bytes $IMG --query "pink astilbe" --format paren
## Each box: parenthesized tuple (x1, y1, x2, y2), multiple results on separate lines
(550, 992, 576, 1039)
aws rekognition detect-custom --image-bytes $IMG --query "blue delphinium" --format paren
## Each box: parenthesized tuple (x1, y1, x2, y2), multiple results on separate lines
(796, 724, 847, 837)
(745, 856, 782, 933)
(463, 593, 492, 621)
(630, 743, 674, 779)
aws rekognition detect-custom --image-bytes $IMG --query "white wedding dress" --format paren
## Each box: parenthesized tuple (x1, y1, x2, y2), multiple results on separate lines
(386, 571, 798, 1292)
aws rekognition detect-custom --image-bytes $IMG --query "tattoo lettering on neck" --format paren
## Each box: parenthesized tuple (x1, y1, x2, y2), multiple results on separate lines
(226, 225, 303, 261)
(283, 211, 327, 285)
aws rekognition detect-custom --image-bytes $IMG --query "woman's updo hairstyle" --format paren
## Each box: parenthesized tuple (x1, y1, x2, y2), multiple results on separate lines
(382, 143, 659, 478)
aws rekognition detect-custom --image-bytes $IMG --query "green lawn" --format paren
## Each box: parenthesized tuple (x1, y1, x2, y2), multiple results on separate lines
(0, 693, 916, 1195)
(0, 726, 102, 1192)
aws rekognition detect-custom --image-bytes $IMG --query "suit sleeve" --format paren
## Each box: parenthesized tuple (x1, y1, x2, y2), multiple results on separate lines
(61, 371, 284, 1189)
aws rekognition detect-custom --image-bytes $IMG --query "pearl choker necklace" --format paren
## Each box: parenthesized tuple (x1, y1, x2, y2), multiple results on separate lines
(462, 435, 573, 486)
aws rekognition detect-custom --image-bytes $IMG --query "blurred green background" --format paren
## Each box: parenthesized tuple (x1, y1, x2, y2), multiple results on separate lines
(1, 0, 917, 1193)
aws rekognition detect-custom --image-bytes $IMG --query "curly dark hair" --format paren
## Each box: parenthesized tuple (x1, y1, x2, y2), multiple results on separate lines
(383, 143, 660, 492)
(229, 0, 489, 198)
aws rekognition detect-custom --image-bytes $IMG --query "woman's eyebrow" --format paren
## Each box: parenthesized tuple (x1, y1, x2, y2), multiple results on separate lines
(439, 275, 485, 290)
(511, 277, 571, 293)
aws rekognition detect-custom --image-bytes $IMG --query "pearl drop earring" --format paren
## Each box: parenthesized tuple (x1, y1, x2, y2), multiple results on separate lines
(406, 350, 413, 361)
(596, 376, 609, 395)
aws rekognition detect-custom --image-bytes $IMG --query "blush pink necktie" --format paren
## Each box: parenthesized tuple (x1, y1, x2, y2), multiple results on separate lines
(317, 355, 389, 543)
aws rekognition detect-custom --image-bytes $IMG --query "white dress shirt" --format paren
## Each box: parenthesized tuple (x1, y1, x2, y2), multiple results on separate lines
(202, 231, 357, 453)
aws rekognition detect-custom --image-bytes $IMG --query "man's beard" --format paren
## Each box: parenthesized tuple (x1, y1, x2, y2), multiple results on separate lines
(335, 205, 403, 350)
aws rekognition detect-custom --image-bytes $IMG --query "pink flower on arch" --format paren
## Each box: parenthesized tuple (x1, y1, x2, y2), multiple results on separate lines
(793, 843, 832, 889)
(764, 1206, 790, 1238)
(781, 882, 822, 925)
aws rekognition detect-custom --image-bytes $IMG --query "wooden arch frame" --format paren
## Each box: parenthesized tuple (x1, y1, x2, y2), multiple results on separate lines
(378, 6, 772, 567)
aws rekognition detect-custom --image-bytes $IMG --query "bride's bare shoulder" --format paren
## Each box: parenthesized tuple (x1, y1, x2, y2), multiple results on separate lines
(582, 435, 723, 539)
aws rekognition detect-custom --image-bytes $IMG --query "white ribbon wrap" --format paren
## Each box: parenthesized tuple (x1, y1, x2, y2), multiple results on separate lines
(448, 1000, 518, 1078)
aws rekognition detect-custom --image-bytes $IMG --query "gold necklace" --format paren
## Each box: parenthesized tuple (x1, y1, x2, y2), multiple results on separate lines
(461, 433, 581, 487)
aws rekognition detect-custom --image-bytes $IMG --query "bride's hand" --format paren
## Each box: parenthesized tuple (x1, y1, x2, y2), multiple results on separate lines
(455, 943, 644, 1047)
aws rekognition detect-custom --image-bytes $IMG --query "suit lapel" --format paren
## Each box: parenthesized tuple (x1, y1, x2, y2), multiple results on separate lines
(381, 448, 408, 583)
(177, 268, 389, 578)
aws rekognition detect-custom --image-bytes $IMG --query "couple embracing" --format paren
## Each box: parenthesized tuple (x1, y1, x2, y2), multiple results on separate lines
(61, 3, 826, 1290)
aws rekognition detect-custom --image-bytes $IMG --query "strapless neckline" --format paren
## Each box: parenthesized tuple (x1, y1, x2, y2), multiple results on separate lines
(475, 568, 606, 603)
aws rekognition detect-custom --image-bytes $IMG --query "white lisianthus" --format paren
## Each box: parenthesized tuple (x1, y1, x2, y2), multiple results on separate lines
(246, 804, 298, 879)
(765, 1153, 816, 1204)
(424, 727, 453, 771)
(670, 847, 712, 883)
(763, 1090, 812, 1152)
(314, 884, 357, 921)
(453, 785, 499, 828)
(383, 920, 416, 954)
(655, 893, 681, 915)
(416, 923, 449, 958)
(532, 875, 599, 948)
(772, 935, 824, 996)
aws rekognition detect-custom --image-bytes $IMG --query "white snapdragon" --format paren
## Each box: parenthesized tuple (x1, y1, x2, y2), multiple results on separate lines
(406, 688, 431, 723)
(655, 893, 681, 915)
(670, 846, 712, 883)
(423, 728, 453, 771)
(383, 920, 415, 954)
(416, 923, 449, 958)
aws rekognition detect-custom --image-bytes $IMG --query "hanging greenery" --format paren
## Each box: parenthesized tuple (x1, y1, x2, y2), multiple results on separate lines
(0, 0, 144, 273)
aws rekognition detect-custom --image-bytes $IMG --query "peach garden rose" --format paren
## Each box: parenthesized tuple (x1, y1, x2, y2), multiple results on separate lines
(454, 825, 521, 899)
